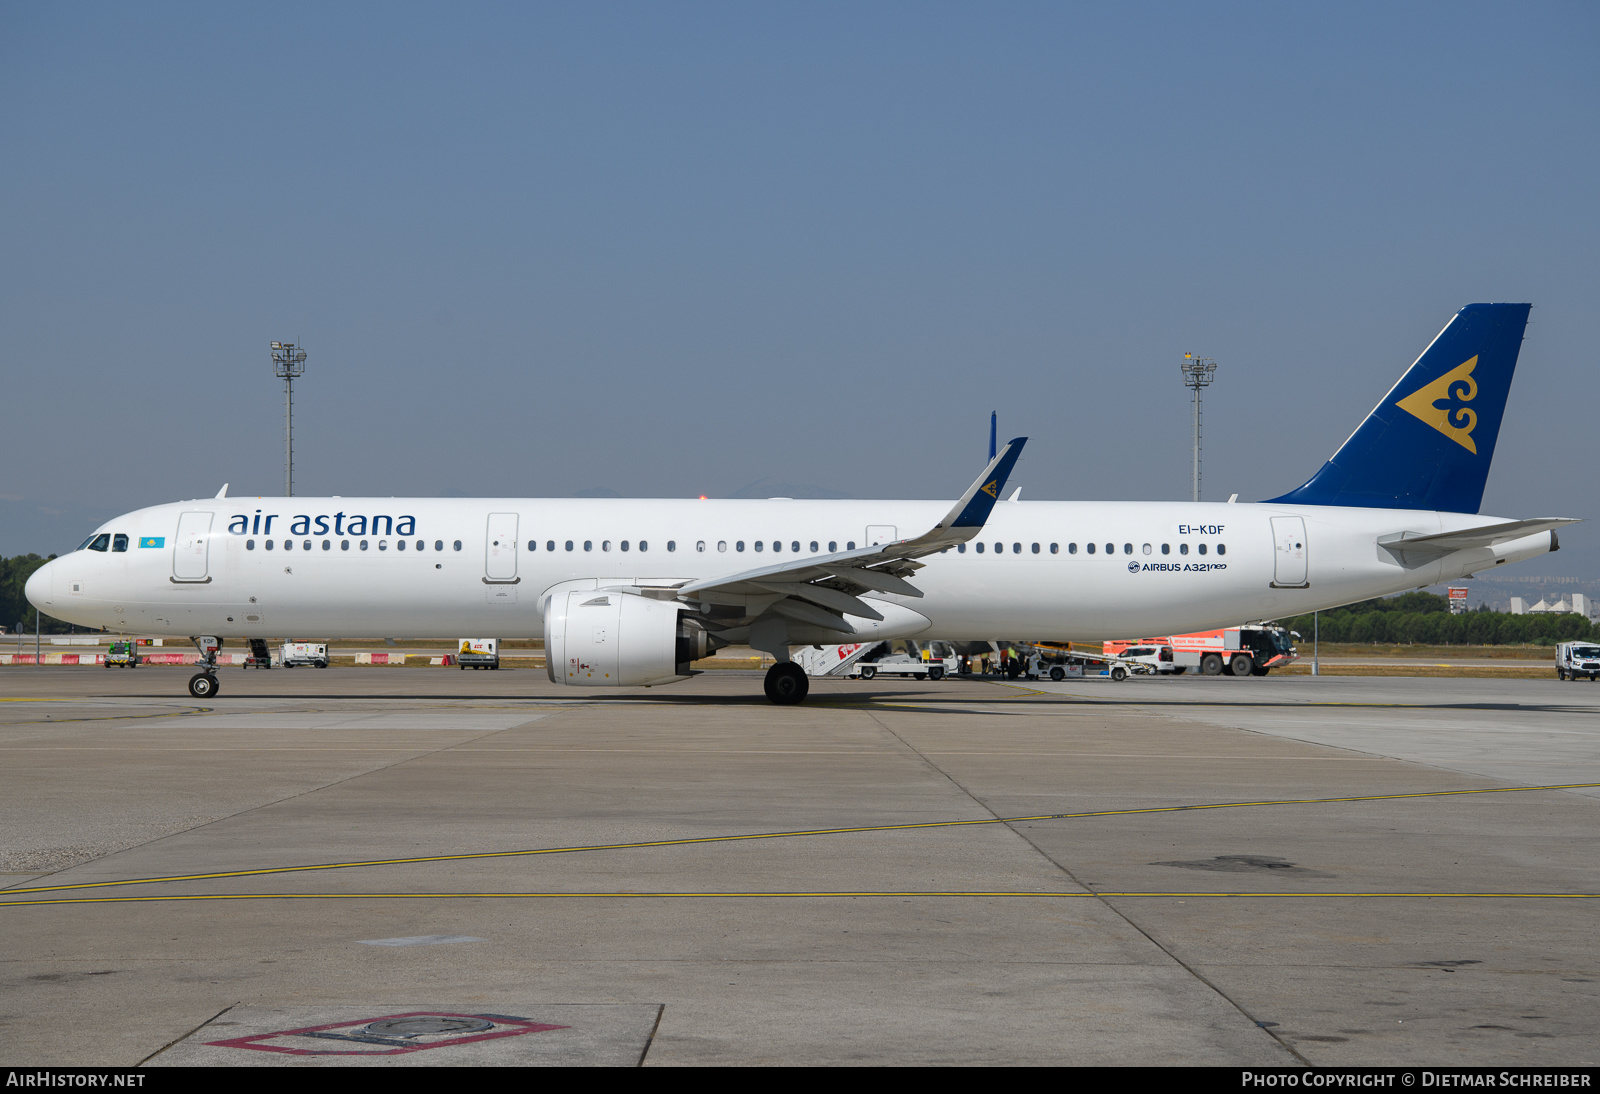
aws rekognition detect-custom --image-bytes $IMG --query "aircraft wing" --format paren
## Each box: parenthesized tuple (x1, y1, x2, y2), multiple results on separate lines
(672, 438, 1027, 632)
(1378, 517, 1580, 557)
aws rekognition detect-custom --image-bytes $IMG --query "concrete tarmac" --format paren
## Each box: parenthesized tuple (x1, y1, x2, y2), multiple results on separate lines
(2, 666, 1598, 1066)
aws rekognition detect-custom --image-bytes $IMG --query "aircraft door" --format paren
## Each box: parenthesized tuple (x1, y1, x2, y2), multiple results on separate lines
(173, 512, 214, 582)
(866, 525, 897, 547)
(1270, 516, 1308, 587)
(485, 513, 519, 583)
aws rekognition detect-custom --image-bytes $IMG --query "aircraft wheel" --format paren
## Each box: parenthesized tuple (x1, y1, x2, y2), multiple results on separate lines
(860, 666, 877, 680)
(1201, 654, 1224, 676)
(188, 672, 219, 699)
(1230, 654, 1255, 677)
(1050, 666, 1065, 681)
(1110, 666, 1128, 681)
(764, 662, 809, 705)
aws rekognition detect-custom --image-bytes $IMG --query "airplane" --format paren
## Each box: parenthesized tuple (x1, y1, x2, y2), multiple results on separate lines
(26, 302, 1577, 704)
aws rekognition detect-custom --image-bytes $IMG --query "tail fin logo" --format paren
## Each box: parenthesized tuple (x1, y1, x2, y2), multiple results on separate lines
(1396, 356, 1480, 454)
(981, 480, 999, 498)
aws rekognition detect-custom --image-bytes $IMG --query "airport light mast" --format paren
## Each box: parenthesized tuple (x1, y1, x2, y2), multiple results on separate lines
(271, 341, 307, 497)
(1180, 354, 1218, 503)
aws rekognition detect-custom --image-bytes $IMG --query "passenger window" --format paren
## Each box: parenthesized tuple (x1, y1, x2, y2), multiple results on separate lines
(1123, 543, 1132, 555)
(1105, 543, 1114, 554)
(1086, 543, 1095, 554)
(342, 540, 350, 551)
(695, 541, 705, 552)
(305, 540, 312, 551)
(1179, 543, 1189, 555)
(435, 540, 444, 551)
(112, 534, 128, 552)
(247, 539, 256, 550)
(1013, 543, 1021, 554)
(975, 543, 985, 553)
(453, 540, 462, 551)
(527, 540, 536, 551)
(620, 541, 629, 552)
(361, 540, 369, 551)
(736, 541, 745, 552)
(89, 534, 110, 552)
(993, 543, 1002, 554)
(829, 541, 837, 552)
(1068, 543, 1076, 554)
(285, 539, 294, 551)
(1049, 543, 1058, 554)
(602, 540, 611, 551)
(666, 541, 675, 552)
(546, 540, 555, 551)
(1198, 543, 1207, 555)
(584, 541, 593, 551)
(398, 540, 406, 551)
(754, 541, 763, 552)
(379, 540, 387, 551)
(808, 541, 816, 553)
(847, 541, 855, 550)
(1217, 544, 1226, 555)
(1032, 543, 1040, 554)
(415, 540, 423, 551)
(957, 543, 966, 553)
(639, 541, 648, 552)
(1142, 544, 1151, 555)
(324, 540, 332, 551)
(266, 540, 275, 550)
(1161, 544, 1170, 555)
(717, 541, 727, 552)
(565, 540, 574, 551)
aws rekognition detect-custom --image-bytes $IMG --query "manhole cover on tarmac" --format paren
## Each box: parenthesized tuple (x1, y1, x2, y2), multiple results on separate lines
(150, 1004, 663, 1066)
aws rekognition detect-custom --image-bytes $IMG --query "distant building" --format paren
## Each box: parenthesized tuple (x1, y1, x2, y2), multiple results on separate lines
(1511, 594, 1595, 618)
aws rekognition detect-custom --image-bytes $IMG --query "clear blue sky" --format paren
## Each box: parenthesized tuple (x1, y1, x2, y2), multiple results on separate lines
(2, 2, 1596, 578)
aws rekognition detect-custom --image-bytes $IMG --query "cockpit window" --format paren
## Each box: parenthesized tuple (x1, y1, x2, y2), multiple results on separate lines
(112, 534, 129, 553)
(78, 535, 97, 551)
(87, 534, 111, 552)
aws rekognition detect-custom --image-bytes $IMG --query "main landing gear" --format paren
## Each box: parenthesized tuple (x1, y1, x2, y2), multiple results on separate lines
(764, 662, 809, 705)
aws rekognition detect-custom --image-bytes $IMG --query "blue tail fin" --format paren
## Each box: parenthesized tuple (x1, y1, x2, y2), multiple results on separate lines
(1265, 303, 1531, 513)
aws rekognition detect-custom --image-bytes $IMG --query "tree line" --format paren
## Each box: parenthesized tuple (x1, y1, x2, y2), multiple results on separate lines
(0, 554, 75, 635)
(1279, 591, 1596, 646)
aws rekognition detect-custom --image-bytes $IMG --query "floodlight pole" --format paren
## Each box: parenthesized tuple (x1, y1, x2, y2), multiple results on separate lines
(270, 342, 307, 497)
(1180, 355, 1218, 503)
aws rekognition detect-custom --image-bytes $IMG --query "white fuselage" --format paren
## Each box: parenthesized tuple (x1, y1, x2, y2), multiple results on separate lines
(27, 495, 1554, 643)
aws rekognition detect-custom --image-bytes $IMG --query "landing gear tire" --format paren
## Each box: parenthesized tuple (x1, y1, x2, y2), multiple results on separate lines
(1110, 666, 1128, 681)
(188, 672, 219, 699)
(764, 662, 810, 705)
(1201, 653, 1224, 676)
(1230, 654, 1255, 677)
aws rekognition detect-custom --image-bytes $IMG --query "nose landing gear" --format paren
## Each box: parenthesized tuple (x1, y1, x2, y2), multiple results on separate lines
(188, 635, 222, 698)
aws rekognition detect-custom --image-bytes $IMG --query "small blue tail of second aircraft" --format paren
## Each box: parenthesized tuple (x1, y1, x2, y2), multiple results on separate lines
(1267, 302, 1531, 514)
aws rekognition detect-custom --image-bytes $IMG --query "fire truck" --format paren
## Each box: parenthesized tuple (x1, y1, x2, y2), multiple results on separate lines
(1104, 624, 1298, 677)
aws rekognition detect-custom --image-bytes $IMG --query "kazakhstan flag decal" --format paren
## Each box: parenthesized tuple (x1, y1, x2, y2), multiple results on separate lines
(139, 537, 165, 548)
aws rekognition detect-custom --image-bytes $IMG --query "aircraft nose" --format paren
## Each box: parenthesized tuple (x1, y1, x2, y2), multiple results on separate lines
(24, 559, 53, 614)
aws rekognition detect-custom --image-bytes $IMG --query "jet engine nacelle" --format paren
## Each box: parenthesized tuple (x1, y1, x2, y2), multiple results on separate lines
(544, 587, 707, 687)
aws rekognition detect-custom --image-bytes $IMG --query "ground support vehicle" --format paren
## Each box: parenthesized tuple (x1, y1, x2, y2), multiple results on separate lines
(280, 641, 329, 668)
(850, 652, 953, 681)
(457, 638, 500, 670)
(104, 640, 140, 668)
(1557, 642, 1600, 681)
(1106, 624, 1298, 678)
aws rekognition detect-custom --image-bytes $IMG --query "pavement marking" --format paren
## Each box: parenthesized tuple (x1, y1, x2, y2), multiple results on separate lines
(8, 890, 1600, 908)
(7, 779, 1598, 899)
(356, 934, 486, 946)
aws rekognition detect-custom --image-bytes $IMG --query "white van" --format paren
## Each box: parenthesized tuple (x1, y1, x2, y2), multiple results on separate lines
(1556, 642, 1600, 682)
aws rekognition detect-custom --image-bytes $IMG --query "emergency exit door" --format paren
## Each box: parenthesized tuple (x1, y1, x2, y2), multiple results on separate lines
(1270, 516, 1308, 587)
(485, 513, 519, 583)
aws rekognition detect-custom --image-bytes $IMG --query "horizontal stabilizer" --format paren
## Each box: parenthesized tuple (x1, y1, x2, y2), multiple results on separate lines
(1378, 517, 1579, 557)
